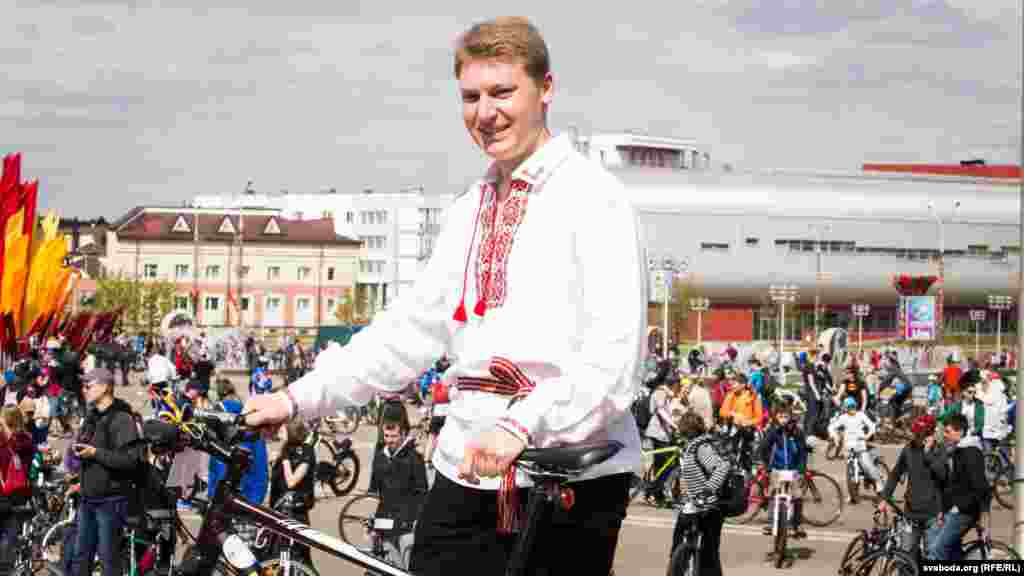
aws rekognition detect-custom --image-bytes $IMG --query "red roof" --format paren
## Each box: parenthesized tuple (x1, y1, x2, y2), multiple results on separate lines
(862, 163, 1022, 179)
(116, 210, 360, 246)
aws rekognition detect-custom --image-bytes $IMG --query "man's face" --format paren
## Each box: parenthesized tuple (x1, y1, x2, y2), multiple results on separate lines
(943, 424, 962, 445)
(83, 379, 107, 403)
(777, 412, 791, 428)
(459, 58, 553, 166)
(382, 424, 403, 452)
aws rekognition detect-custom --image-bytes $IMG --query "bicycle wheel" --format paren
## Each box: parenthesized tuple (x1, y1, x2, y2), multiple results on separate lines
(666, 543, 699, 576)
(338, 493, 381, 549)
(327, 452, 361, 498)
(853, 550, 918, 576)
(773, 504, 788, 569)
(335, 407, 361, 435)
(993, 467, 1014, 510)
(728, 474, 767, 525)
(963, 538, 1021, 561)
(799, 470, 843, 527)
(628, 473, 647, 504)
(839, 533, 868, 576)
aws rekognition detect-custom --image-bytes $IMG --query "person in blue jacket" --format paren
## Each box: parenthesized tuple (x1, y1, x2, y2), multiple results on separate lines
(758, 405, 808, 539)
(208, 379, 268, 505)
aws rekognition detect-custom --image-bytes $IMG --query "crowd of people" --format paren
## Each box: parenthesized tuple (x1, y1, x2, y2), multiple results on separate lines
(635, 342, 1013, 575)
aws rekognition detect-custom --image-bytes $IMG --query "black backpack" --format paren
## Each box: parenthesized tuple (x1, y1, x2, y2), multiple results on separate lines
(689, 437, 748, 518)
(631, 390, 653, 432)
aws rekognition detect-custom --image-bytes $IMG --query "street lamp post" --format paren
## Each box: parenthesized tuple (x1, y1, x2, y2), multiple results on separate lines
(810, 223, 832, 343)
(928, 200, 961, 343)
(988, 295, 1014, 357)
(970, 309, 987, 361)
(689, 297, 710, 348)
(648, 254, 688, 358)
(852, 303, 871, 356)
(769, 284, 799, 371)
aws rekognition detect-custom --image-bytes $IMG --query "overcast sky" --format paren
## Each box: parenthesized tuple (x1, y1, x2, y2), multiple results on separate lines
(2, 0, 1020, 219)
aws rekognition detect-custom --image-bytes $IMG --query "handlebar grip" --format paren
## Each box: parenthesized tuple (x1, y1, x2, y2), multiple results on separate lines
(193, 409, 241, 426)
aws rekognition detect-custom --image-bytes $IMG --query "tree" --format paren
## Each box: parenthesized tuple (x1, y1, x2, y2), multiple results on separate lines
(668, 278, 692, 346)
(335, 287, 355, 325)
(89, 273, 175, 334)
(140, 279, 176, 336)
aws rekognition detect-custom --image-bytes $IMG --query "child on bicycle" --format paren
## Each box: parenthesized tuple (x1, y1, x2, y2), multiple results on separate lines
(828, 396, 881, 503)
(878, 414, 946, 560)
(757, 404, 808, 539)
(368, 403, 428, 570)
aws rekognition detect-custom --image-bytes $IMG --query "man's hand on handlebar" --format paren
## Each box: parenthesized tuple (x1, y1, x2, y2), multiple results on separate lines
(241, 391, 293, 434)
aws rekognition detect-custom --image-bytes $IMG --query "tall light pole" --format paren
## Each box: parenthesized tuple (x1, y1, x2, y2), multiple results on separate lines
(988, 294, 1013, 355)
(927, 200, 961, 342)
(810, 223, 832, 343)
(970, 309, 986, 361)
(769, 284, 799, 371)
(689, 297, 710, 349)
(648, 254, 687, 358)
(852, 303, 870, 357)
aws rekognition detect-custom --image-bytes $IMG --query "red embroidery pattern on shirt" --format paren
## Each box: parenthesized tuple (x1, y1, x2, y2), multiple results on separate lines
(475, 179, 531, 310)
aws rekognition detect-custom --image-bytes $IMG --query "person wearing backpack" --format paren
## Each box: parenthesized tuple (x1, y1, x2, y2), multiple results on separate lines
(0, 405, 33, 576)
(643, 377, 678, 507)
(69, 367, 141, 576)
(672, 412, 729, 576)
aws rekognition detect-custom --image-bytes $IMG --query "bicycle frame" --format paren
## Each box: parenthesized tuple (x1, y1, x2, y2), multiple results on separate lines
(185, 443, 410, 576)
(771, 480, 793, 537)
(648, 446, 680, 482)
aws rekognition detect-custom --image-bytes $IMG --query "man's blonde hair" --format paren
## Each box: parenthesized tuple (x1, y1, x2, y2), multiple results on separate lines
(454, 16, 550, 85)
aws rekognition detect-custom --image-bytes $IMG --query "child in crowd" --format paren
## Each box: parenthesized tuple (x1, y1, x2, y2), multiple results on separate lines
(758, 405, 808, 538)
(829, 397, 881, 503)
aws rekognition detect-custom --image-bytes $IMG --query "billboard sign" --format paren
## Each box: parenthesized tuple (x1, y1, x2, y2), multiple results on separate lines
(904, 295, 936, 341)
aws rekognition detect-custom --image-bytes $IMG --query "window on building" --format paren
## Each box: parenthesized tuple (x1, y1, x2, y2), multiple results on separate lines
(174, 296, 189, 310)
(267, 297, 281, 310)
(378, 211, 388, 224)
(297, 266, 311, 281)
(204, 297, 220, 311)
(745, 237, 759, 247)
(360, 212, 367, 225)
(240, 297, 250, 312)
(346, 212, 353, 223)
(327, 267, 335, 281)
(326, 298, 336, 314)
(700, 242, 730, 252)
(144, 264, 158, 279)
(205, 265, 221, 279)
(174, 264, 190, 280)
(267, 266, 281, 280)
(297, 298, 311, 312)
(240, 265, 250, 278)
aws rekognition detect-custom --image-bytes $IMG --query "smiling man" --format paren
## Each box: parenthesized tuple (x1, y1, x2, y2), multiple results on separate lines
(243, 16, 645, 575)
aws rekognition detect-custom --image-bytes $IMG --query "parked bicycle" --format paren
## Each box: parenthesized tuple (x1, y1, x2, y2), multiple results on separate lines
(629, 442, 683, 507)
(732, 460, 843, 528)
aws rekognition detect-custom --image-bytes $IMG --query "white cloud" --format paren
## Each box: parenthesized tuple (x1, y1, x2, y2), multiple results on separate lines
(0, 1, 1017, 219)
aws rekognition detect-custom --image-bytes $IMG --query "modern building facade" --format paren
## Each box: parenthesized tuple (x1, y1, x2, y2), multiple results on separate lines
(623, 167, 1020, 343)
(192, 185, 455, 312)
(100, 207, 363, 331)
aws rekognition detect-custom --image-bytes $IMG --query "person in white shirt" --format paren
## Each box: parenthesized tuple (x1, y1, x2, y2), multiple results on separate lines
(978, 372, 1009, 452)
(146, 342, 177, 411)
(828, 397, 882, 499)
(242, 16, 644, 576)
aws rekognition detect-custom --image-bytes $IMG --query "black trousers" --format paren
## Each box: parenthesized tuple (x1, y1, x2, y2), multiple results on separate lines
(671, 509, 723, 576)
(410, 471, 630, 576)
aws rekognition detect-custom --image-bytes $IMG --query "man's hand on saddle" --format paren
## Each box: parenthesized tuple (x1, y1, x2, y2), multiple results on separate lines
(457, 426, 527, 485)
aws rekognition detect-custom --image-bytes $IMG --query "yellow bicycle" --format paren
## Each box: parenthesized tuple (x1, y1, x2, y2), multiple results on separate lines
(628, 442, 683, 507)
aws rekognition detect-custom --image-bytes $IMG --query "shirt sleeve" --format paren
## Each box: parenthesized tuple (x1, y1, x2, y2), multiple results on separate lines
(287, 199, 469, 419)
(503, 190, 645, 446)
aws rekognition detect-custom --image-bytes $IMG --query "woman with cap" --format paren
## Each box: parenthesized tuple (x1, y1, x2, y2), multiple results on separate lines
(878, 414, 947, 558)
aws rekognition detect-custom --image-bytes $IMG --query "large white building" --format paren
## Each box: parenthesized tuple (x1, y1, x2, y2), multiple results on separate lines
(193, 186, 455, 312)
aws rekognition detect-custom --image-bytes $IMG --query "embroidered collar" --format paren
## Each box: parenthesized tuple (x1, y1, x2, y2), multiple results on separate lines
(481, 133, 573, 188)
